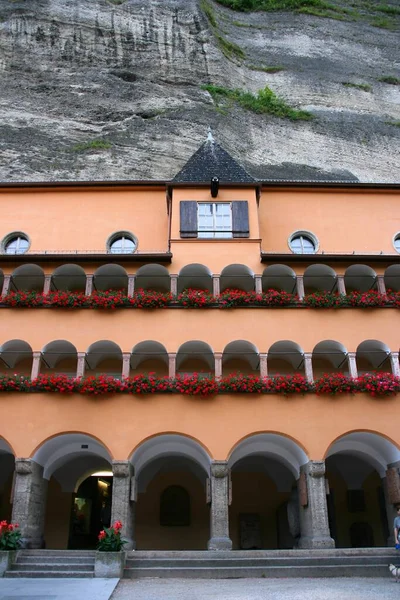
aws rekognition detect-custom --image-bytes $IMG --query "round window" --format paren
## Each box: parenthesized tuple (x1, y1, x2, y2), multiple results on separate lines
(107, 232, 137, 255)
(393, 234, 400, 254)
(288, 231, 318, 254)
(3, 233, 30, 255)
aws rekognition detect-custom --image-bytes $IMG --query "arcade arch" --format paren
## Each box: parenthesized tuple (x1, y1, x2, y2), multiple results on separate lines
(130, 434, 211, 550)
(325, 431, 400, 548)
(32, 433, 113, 549)
(228, 434, 308, 549)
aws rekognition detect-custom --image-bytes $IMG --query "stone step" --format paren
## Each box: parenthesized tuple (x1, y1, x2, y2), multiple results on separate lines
(126, 555, 395, 569)
(11, 563, 94, 572)
(5, 570, 94, 578)
(124, 564, 390, 579)
(17, 557, 95, 565)
(129, 548, 397, 559)
(18, 550, 96, 557)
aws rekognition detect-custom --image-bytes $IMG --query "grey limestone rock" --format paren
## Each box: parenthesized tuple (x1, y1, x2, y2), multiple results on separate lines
(0, 0, 399, 182)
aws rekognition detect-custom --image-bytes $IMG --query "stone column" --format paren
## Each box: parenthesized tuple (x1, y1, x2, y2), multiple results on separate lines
(377, 275, 386, 295)
(254, 275, 262, 294)
(384, 463, 400, 545)
(122, 353, 131, 379)
(208, 461, 232, 550)
(127, 276, 135, 298)
(259, 353, 268, 378)
(214, 353, 223, 380)
(1, 275, 11, 297)
(337, 275, 346, 295)
(382, 474, 398, 546)
(170, 274, 178, 298)
(85, 275, 93, 296)
(347, 352, 358, 378)
(212, 275, 220, 298)
(168, 353, 176, 379)
(76, 352, 86, 379)
(390, 352, 400, 377)
(298, 461, 335, 549)
(11, 459, 48, 548)
(111, 461, 135, 550)
(304, 353, 314, 384)
(296, 276, 305, 301)
(43, 275, 52, 295)
(31, 351, 41, 380)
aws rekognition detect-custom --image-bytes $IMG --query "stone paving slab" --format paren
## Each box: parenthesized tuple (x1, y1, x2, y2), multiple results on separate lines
(0, 578, 119, 600)
(111, 577, 398, 600)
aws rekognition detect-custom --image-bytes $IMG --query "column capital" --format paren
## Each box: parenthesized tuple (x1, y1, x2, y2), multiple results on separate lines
(15, 458, 33, 475)
(302, 460, 326, 479)
(210, 461, 229, 478)
(112, 460, 133, 478)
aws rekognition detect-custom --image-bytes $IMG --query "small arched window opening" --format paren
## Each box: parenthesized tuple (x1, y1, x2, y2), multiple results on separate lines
(160, 485, 190, 526)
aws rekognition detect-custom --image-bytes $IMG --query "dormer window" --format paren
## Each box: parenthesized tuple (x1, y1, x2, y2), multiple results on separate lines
(180, 201, 249, 239)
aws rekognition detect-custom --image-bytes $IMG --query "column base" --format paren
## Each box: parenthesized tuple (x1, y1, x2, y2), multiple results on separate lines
(21, 535, 45, 549)
(298, 535, 335, 549)
(207, 537, 233, 551)
(124, 539, 136, 551)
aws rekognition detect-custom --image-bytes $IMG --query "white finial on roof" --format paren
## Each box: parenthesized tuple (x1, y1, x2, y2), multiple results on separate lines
(207, 126, 215, 143)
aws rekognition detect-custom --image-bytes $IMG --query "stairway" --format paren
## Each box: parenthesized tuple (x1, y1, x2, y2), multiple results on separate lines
(124, 548, 398, 579)
(5, 550, 96, 578)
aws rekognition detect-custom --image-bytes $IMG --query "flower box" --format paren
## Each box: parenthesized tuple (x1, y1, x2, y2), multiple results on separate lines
(94, 551, 125, 578)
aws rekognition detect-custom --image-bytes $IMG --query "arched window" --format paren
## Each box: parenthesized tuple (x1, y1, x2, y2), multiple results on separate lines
(160, 485, 190, 526)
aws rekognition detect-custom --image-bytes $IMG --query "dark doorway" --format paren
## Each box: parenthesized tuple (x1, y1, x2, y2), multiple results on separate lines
(68, 475, 113, 549)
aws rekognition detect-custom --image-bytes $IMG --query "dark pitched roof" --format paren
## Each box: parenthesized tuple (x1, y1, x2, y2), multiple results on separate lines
(172, 137, 256, 184)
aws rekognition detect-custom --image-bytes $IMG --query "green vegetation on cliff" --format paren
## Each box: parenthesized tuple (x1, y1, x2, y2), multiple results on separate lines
(201, 84, 312, 120)
(215, 0, 339, 11)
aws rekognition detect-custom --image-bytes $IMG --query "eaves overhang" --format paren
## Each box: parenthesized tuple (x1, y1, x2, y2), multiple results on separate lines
(261, 253, 400, 264)
(0, 253, 173, 264)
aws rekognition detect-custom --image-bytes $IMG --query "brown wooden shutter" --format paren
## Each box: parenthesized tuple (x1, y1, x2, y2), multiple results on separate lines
(180, 201, 198, 238)
(232, 201, 249, 238)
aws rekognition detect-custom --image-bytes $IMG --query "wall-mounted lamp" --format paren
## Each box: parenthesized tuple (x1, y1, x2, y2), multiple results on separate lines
(211, 177, 219, 198)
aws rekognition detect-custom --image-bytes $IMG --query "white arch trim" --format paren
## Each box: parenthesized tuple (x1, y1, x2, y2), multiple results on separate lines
(326, 432, 400, 477)
(228, 433, 308, 479)
(130, 434, 212, 478)
(33, 434, 112, 480)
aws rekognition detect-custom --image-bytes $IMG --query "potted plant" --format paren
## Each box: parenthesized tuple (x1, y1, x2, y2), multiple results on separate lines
(0, 520, 21, 576)
(94, 520, 127, 578)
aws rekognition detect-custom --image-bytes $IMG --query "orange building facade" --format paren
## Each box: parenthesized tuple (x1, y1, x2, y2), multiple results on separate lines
(1, 139, 400, 552)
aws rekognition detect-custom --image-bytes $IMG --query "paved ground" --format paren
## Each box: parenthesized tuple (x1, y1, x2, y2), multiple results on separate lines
(0, 577, 397, 600)
(0, 578, 119, 600)
(110, 577, 398, 600)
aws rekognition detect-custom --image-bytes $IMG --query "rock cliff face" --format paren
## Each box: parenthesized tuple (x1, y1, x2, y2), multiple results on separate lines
(0, 0, 399, 182)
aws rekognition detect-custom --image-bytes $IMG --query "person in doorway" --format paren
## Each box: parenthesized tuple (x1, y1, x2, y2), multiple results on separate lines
(394, 506, 400, 550)
(100, 500, 111, 528)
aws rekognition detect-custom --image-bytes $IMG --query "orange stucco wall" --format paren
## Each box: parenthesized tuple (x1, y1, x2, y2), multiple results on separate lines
(0, 392, 399, 462)
(0, 187, 168, 254)
(0, 307, 398, 354)
(260, 188, 400, 255)
(0, 184, 399, 497)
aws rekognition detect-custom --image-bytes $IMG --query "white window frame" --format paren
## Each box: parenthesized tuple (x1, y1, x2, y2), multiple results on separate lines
(2, 232, 30, 255)
(288, 230, 319, 254)
(393, 233, 400, 254)
(197, 203, 233, 239)
(107, 231, 137, 255)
